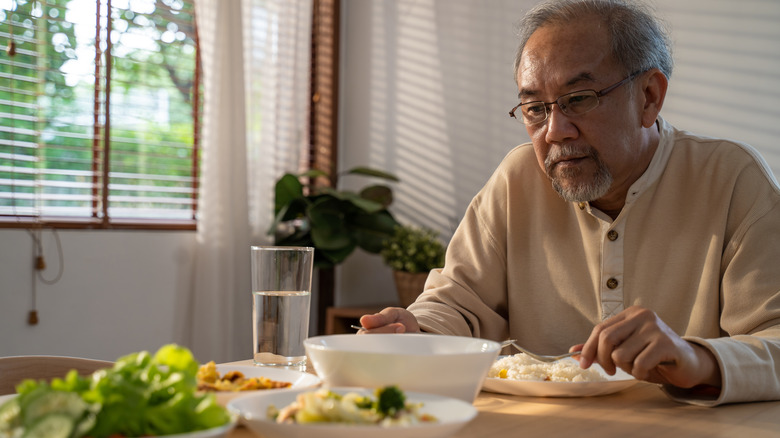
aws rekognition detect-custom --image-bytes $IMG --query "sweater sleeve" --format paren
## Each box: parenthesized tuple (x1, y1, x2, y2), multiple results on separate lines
(662, 332, 780, 406)
(664, 160, 780, 406)
(408, 167, 511, 342)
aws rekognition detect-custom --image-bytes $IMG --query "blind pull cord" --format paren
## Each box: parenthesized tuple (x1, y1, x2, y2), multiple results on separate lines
(26, 228, 66, 325)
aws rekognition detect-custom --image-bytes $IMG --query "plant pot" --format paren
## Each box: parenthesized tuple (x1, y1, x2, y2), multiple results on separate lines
(392, 271, 429, 307)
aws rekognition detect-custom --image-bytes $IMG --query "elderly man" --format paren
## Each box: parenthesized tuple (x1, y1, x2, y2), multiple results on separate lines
(360, 0, 780, 406)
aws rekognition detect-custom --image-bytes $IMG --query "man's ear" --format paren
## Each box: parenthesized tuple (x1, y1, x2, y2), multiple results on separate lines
(639, 69, 668, 128)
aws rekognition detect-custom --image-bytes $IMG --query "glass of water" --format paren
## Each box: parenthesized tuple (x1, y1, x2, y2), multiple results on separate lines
(250, 246, 314, 366)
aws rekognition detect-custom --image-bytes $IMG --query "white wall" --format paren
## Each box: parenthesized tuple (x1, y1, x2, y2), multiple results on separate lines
(2, 0, 778, 360)
(336, 0, 780, 306)
(0, 229, 196, 361)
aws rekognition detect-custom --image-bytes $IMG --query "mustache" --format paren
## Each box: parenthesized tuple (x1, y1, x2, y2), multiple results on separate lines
(544, 144, 598, 174)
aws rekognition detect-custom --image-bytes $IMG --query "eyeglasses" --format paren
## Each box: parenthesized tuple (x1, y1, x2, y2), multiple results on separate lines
(509, 70, 645, 126)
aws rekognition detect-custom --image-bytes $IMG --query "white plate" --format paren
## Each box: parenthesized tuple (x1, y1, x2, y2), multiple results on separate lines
(481, 359, 638, 397)
(227, 387, 478, 438)
(208, 364, 322, 405)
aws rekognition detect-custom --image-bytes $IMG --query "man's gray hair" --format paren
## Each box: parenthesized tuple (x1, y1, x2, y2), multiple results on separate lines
(513, 0, 673, 81)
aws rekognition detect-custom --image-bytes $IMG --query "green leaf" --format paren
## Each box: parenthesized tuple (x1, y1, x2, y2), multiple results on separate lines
(194, 396, 231, 430)
(352, 210, 399, 253)
(344, 167, 400, 182)
(360, 185, 393, 208)
(153, 344, 198, 377)
(316, 188, 385, 213)
(274, 173, 304, 214)
(347, 194, 385, 213)
(308, 198, 353, 250)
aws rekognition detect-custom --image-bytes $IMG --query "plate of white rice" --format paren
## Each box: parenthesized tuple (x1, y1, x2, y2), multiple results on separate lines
(481, 353, 637, 397)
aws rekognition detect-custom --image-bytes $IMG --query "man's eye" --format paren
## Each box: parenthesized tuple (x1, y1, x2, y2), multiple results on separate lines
(522, 103, 545, 115)
(564, 93, 596, 108)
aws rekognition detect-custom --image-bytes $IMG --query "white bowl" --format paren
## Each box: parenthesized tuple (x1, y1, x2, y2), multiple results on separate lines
(227, 386, 477, 438)
(303, 333, 500, 402)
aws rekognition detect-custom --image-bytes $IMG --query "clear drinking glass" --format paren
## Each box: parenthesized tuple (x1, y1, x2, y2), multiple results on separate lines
(250, 246, 314, 366)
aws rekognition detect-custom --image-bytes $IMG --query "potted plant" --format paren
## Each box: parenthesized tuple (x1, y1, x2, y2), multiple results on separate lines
(269, 167, 400, 269)
(380, 224, 447, 306)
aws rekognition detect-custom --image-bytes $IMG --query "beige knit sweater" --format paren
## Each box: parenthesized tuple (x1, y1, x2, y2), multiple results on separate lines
(409, 117, 780, 406)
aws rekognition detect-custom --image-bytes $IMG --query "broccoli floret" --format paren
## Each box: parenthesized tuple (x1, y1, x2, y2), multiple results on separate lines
(375, 385, 406, 416)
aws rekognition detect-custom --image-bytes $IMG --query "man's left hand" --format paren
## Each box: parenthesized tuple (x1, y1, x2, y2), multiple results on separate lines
(574, 305, 722, 388)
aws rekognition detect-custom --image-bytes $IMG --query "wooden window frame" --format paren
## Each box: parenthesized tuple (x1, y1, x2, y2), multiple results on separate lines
(310, 0, 340, 334)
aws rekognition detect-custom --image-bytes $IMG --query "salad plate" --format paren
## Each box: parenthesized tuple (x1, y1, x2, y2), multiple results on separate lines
(207, 364, 322, 405)
(212, 364, 321, 387)
(0, 394, 238, 438)
(227, 386, 478, 438)
(481, 359, 638, 397)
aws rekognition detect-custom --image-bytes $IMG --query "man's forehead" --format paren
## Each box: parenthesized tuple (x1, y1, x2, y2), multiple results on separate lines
(516, 16, 612, 96)
(517, 71, 598, 98)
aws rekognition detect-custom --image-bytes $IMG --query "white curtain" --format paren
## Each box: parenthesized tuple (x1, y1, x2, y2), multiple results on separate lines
(186, 0, 313, 363)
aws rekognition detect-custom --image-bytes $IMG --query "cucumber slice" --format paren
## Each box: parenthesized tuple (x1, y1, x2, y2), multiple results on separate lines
(23, 392, 86, 426)
(22, 413, 74, 438)
(72, 412, 96, 438)
(0, 397, 21, 431)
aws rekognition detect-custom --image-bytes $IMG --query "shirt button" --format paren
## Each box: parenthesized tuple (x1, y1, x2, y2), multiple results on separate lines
(606, 278, 619, 289)
(578, 202, 586, 210)
(607, 230, 618, 241)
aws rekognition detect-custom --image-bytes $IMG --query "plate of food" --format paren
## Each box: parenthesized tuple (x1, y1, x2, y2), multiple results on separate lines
(0, 345, 238, 438)
(227, 385, 477, 438)
(197, 362, 322, 405)
(481, 354, 638, 397)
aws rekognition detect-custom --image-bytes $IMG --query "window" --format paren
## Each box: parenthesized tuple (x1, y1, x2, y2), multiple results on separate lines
(0, 0, 200, 229)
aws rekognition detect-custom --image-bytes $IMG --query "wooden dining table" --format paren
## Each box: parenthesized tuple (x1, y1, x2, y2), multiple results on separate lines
(222, 359, 780, 438)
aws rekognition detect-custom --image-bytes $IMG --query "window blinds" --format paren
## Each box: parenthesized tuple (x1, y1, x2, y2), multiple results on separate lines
(0, 0, 200, 228)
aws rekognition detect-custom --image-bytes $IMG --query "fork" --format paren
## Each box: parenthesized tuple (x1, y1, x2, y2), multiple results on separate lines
(501, 339, 581, 363)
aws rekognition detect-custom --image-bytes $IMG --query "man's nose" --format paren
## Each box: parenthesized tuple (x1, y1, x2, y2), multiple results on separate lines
(544, 104, 578, 144)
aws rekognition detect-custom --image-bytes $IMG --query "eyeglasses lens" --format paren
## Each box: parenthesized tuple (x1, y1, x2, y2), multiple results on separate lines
(517, 90, 601, 125)
(559, 91, 599, 115)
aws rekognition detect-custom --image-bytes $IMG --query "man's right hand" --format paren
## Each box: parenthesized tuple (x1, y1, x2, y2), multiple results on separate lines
(358, 307, 421, 334)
